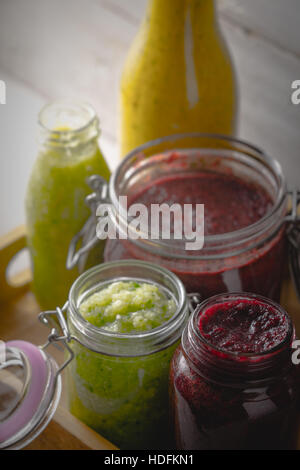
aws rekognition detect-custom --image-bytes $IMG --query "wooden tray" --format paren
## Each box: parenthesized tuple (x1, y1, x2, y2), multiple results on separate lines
(0, 226, 117, 450)
(1, 226, 300, 449)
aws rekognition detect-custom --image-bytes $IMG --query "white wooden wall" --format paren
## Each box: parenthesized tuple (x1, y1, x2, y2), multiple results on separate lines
(0, 0, 299, 236)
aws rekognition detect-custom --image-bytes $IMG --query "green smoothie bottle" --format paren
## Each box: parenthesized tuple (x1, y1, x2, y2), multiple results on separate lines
(25, 102, 110, 310)
(120, 0, 238, 156)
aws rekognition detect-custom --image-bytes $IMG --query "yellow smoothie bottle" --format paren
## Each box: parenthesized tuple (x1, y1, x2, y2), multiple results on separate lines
(120, 0, 238, 156)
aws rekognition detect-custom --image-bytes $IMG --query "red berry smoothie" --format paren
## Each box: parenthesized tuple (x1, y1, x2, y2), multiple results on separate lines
(170, 294, 299, 450)
(104, 169, 286, 301)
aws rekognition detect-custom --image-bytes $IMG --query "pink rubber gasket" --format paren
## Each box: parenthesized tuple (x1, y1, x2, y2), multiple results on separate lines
(0, 340, 49, 444)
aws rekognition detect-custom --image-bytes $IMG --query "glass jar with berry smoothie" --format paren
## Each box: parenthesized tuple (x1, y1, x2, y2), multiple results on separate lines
(170, 292, 300, 450)
(67, 133, 300, 302)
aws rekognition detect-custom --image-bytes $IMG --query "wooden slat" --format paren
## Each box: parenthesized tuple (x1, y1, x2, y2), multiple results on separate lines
(0, 289, 119, 449)
(0, 224, 300, 449)
(0, 0, 133, 154)
(103, 0, 300, 187)
(24, 407, 118, 450)
(218, 19, 300, 189)
(106, 0, 300, 58)
(24, 416, 92, 450)
(0, 226, 30, 303)
(100, 0, 147, 23)
(0, 0, 299, 193)
(0, 0, 299, 450)
(219, 0, 300, 57)
(0, 70, 46, 235)
(0, 227, 118, 450)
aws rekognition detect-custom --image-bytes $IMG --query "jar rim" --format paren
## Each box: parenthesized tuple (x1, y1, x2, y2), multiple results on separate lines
(109, 133, 287, 259)
(38, 101, 100, 146)
(68, 260, 189, 356)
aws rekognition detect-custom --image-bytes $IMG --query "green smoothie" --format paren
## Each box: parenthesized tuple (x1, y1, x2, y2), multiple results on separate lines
(25, 103, 110, 309)
(67, 280, 179, 449)
(79, 281, 176, 332)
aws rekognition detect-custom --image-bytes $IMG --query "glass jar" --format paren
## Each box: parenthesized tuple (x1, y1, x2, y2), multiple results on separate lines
(25, 101, 111, 310)
(66, 260, 189, 449)
(0, 260, 190, 450)
(0, 341, 62, 450)
(67, 133, 300, 302)
(170, 293, 300, 450)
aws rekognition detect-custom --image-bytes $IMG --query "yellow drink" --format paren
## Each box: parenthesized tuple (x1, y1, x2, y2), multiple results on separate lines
(120, 0, 238, 156)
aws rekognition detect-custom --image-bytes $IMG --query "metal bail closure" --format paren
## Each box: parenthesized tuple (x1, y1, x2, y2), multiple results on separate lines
(187, 292, 202, 314)
(286, 190, 300, 300)
(0, 304, 73, 450)
(67, 174, 109, 271)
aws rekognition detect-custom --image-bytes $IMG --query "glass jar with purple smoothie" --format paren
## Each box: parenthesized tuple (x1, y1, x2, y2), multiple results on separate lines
(67, 134, 300, 303)
(170, 292, 300, 450)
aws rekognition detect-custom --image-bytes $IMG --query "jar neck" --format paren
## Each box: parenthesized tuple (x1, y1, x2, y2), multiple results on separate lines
(182, 293, 295, 388)
(38, 101, 100, 150)
(144, 0, 217, 46)
(147, 0, 216, 26)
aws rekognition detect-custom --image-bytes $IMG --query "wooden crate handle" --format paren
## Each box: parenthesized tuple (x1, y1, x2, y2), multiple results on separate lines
(24, 406, 119, 450)
(0, 225, 31, 304)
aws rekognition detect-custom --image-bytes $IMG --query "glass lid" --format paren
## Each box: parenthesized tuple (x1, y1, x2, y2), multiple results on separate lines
(0, 340, 61, 450)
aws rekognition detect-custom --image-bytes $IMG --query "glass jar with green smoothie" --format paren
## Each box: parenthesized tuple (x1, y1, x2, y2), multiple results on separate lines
(25, 102, 110, 310)
(66, 260, 190, 449)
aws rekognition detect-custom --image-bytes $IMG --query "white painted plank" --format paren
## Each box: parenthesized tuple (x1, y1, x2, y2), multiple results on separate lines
(0, 0, 133, 154)
(98, 0, 300, 187)
(0, 0, 299, 243)
(219, 0, 300, 57)
(0, 69, 117, 237)
(98, 0, 147, 23)
(220, 21, 300, 188)
(97, 0, 300, 189)
(0, 70, 44, 234)
(106, 0, 300, 57)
